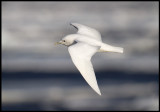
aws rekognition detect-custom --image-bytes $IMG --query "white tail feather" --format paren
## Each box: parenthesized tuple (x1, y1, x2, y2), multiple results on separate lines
(98, 43, 123, 53)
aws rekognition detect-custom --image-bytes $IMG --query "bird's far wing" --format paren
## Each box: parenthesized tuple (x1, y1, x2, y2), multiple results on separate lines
(70, 23, 102, 42)
(68, 43, 101, 95)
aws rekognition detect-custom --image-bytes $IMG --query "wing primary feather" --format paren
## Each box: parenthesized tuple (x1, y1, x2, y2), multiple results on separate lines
(68, 43, 101, 95)
(70, 23, 102, 42)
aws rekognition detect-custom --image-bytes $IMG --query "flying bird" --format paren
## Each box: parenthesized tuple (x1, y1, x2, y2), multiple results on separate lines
(55, 23, 123, 95)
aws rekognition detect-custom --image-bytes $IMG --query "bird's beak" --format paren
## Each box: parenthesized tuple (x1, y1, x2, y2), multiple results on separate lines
(54, 41, 62, 45)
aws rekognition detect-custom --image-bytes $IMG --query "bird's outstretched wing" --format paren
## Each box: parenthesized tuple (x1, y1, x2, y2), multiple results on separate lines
(68, 42, 101, 95)
(70, 23, 102, 42)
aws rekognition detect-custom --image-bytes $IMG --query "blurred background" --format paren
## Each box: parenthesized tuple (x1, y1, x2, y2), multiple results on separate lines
(2, 1, 159, 111)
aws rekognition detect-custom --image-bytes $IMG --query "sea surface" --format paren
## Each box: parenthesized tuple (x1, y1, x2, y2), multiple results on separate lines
(2, 71, 159, 111)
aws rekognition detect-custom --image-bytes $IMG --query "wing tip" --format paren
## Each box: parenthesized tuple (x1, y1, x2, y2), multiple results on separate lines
(96, 89, 102, 96)
(92, 86, 101, 96)
(97, 91, 102, 96)
(70, 22, 77, 26)
(70, 22, 73, 26)
(70, 22, 78, 30)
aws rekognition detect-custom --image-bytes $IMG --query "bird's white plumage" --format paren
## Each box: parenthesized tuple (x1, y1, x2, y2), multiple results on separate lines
(68, 43, 101, 95)
(57, 23, 123, 95)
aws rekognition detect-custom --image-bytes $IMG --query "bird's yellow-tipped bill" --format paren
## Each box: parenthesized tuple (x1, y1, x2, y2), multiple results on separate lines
(54, 42, 61, 46)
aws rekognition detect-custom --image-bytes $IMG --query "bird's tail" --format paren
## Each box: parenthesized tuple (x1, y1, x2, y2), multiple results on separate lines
(98, 43, 123, 53)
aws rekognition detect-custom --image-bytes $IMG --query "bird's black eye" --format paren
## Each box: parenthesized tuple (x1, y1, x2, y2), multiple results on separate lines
(63, 40, 65, 42)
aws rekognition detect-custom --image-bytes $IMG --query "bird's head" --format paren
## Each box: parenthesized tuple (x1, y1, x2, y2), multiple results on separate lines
(55, 34, 77, 46)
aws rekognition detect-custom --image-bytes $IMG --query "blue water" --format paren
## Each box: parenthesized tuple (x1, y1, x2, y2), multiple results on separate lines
(2, 71, 159, 111)
(2, 71, 158, 82)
